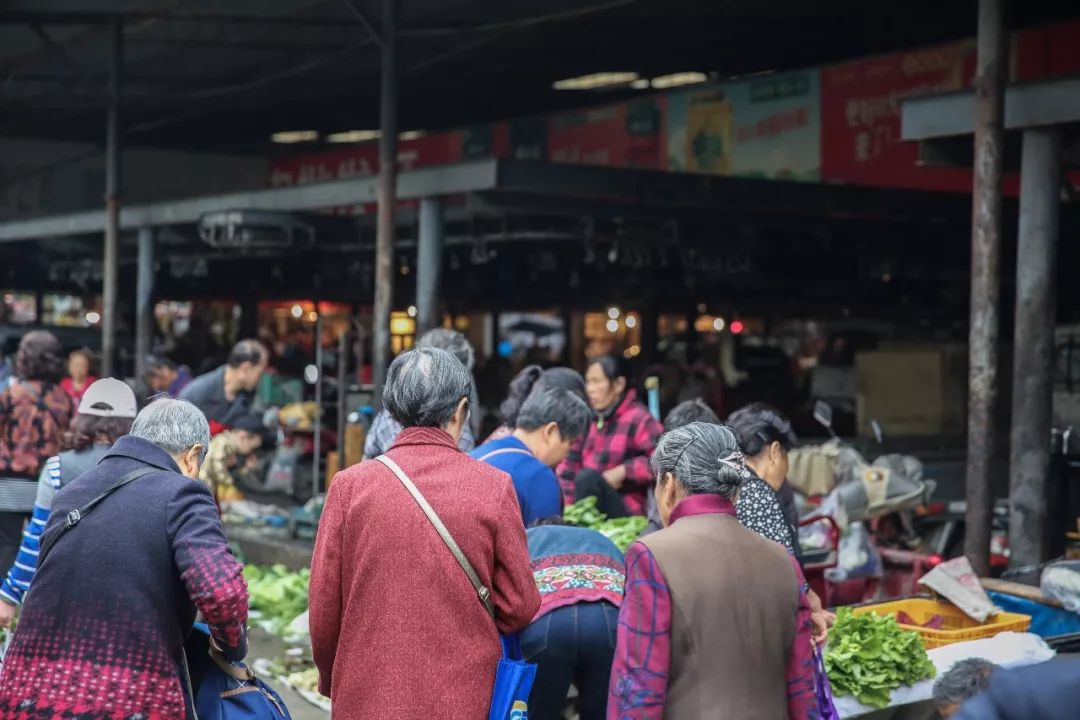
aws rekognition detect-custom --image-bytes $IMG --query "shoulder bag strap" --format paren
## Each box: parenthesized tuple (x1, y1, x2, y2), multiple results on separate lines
(477, 447, 534, 463)
(375, 454, 496, 620)
(37, 466, 159, 566)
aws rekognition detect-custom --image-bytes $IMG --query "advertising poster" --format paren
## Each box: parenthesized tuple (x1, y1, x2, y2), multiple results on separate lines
(666, 71, 818, 180)
(729, 70, 821, 181)
(548, 104, 630, 167)
(820, 40, 977, 192)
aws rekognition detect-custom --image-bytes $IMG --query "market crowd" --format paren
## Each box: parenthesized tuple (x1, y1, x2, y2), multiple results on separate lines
(0, 327, 1073, 719)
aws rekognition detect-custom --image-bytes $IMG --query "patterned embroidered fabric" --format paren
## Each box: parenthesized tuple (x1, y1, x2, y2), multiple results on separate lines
(532, 553, 626, 619)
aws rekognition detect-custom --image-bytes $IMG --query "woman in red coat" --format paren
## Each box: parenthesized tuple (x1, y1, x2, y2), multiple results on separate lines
(309, 347, 540, 720)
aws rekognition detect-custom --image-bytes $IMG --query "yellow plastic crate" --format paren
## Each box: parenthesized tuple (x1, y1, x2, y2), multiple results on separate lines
(852, 598, 1031, 649)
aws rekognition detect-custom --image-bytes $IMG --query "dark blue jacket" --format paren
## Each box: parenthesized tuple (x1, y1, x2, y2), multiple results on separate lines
(0, 435, 249, 720)
(955, 658, 1080, 720)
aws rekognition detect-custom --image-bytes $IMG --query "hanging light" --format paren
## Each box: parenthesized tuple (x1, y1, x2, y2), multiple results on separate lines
(606, 319, 619, 333)
(290, 304, 303, 319)
(607, 307, 620, 320)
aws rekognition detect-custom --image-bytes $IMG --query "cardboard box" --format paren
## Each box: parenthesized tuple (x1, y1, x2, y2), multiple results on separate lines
(856, 346, 967, 436)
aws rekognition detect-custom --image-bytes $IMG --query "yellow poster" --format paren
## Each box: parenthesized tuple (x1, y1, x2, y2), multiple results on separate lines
(684, 89, 732, 175)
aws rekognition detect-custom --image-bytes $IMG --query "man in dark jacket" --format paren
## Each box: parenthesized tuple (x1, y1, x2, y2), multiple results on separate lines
(0, 398, 248, 720)
(954, 658, 1080, 720)
(179, 339, 267, 432)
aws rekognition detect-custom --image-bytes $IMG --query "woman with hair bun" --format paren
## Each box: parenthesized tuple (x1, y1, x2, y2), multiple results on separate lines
(608, 422, 816, 719)
(484, 365, 587, 444)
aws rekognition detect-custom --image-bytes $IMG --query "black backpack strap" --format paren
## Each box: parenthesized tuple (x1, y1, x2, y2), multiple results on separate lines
(38, 466, 159, 566)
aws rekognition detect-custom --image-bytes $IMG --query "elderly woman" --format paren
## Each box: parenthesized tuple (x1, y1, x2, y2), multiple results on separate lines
(0, 378, 138, 627)
(363, 328, 479, 457)
(558, 355, 662, 518)
(0, 331, 75, 573)
(310, 347, 539, 719)
(0, 398, 247, 720)
(608, 422, 816, 720)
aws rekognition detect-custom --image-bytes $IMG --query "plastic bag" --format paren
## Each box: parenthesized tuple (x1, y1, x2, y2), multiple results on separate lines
(1041, 560, 1080, 614)
(919, 556, 1000, 622)
(831, 522, 882, 580)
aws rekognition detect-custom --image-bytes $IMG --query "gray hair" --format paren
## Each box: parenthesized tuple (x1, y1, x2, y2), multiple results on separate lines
(130, 398, 212, 462)
(383, 347, 472, 429)
(416, 328, 475, 371)
(933, 658, 995, 710)
(516, 387, 593, 440)
(650, 422, 747, 500)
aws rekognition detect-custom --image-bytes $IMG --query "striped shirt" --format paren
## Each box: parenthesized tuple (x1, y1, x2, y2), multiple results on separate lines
(0, 456, 60, 606)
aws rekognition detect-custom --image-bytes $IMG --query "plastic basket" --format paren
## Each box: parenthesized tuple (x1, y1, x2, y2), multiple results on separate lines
(852, 597, 1031, 649)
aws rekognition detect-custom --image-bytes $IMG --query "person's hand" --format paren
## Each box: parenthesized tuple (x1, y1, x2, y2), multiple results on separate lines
(602, 465, 627, 490)
(810, 608, 833, 645)
(0, 599, 17, 629)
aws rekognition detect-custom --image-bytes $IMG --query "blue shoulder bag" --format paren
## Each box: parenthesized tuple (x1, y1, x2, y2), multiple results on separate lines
(376, 455, 537, 720)
(188, 624, 292, 720)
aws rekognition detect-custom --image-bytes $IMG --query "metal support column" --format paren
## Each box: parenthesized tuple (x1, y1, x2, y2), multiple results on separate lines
(964, 0, 1007, 576)
(101, 19, 123, 377)
(372, 0, 399, 402)
(1008, 128, 1062, 569)
(134, 226, 154, 381)
(313, 306, 323, 498)
(416, 196, 444, 335)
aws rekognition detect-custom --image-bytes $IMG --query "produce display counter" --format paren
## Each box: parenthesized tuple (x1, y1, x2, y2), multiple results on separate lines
(836, 631, 1055, 718)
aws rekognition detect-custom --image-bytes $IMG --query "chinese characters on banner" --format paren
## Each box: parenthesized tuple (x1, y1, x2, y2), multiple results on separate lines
(547, 97, 665, 170)
(820, 41, 977, 192)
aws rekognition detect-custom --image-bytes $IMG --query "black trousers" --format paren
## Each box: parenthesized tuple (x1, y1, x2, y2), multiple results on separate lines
(0, 512, 29, 577)
(573, 470, 629, 519)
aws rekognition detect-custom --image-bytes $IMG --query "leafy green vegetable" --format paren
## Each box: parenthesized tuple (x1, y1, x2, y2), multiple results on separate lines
(563, 497, 647, 551)
(825, 607, 936, 709)
(243, 564, 310, 636)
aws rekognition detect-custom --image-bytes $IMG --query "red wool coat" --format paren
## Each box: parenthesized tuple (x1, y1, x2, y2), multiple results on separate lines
(309, 427, 541, 720)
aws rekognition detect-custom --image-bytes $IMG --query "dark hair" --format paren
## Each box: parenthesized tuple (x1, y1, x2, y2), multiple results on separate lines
(528, 516, 571, 528)
(726, 402, 797, 456)
(516, 387, 593, 440)
(227, 339, 268, 368)
(143, 354, 177, 381)
(664, 398, 720, 432)
(500, 366, 586, 427)
(61, 414, 134, 452)
(589, 354, 630, 383)
(932, 658, 995, 710)
(16, 331, 65, 383)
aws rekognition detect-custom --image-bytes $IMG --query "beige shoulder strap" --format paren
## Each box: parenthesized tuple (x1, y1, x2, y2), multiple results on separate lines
(375, 454, 495, 619)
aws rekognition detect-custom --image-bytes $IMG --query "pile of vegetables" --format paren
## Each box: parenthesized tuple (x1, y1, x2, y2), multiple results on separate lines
(564, 497, 647, 551)
(825, 608, 937, 709)
(243, 564, 310, 636)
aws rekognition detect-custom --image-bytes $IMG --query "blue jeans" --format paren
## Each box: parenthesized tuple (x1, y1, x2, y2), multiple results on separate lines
(520, 601, 619, 720)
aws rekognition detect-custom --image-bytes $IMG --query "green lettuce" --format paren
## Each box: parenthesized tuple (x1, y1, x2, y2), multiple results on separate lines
(824, 607, 937, 709)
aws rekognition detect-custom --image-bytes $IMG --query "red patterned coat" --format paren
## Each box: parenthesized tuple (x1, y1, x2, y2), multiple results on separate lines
(309, 427, 540, 720)
(0, 436, 248, 720)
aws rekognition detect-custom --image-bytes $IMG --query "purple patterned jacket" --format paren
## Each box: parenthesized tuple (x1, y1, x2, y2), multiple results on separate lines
(0, 436, 248, 720)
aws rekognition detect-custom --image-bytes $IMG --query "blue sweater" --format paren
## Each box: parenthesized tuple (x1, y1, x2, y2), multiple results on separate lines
(471, 436, 561, 526)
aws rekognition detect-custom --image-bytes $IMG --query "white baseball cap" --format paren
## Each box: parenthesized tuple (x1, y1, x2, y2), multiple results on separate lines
(78, 378, 138, 419)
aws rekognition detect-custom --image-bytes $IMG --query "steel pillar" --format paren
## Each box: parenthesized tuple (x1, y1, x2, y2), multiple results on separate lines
(964, 0, 1007, 576)
(372, 0, 399, 402)
(313, 306, 323, 498)
(416, 196, 444, 335)
(134, 226, 154, 381)
(1008, 128, 1062, 569)
(101, 19, 122, 377)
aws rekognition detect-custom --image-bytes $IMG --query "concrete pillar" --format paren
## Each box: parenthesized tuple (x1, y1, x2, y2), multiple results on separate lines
(134, 226, 154, 382)
(964, 0, 1007, 576)
(1008, 127, 1062, 569)
(101, 19, 123, 377)
(372, 0, 399, 403)
(416, 196, 444, 335)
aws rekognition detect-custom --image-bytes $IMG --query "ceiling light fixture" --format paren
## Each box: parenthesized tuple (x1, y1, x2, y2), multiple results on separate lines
(630, 79, 651, 90)
(271, 130, 319, 144)
(399, 130, 426, 141)
(553, 72, 639, 91)
(326, 130, 380, 143)
(650, 72, 708, 89)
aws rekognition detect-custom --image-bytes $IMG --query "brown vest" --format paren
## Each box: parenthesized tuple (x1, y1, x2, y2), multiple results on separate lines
(640, 511, 800, 720)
